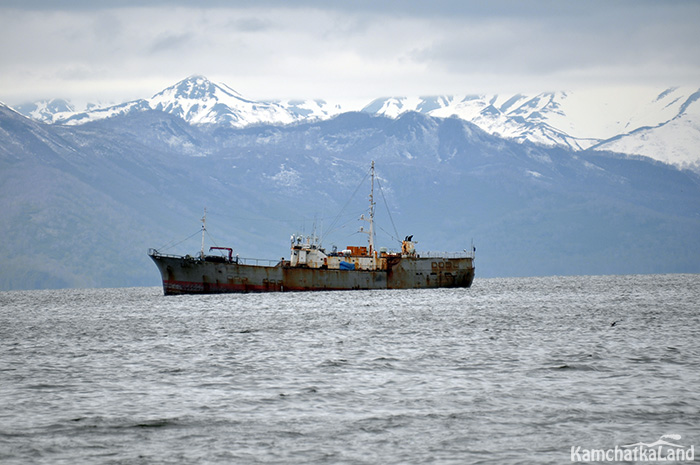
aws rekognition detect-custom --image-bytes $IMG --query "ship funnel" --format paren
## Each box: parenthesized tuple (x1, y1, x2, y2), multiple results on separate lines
(401, 238, 416, 256)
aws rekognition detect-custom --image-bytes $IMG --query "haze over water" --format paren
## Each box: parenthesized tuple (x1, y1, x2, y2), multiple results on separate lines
(1, 274, 698, 464)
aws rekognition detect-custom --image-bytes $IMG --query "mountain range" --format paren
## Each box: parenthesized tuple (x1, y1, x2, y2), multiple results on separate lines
(2, 76, 700, 290)
(14, 75, 700, 172)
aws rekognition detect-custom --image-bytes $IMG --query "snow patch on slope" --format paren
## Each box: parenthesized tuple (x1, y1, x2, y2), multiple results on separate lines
(595, 92, 700, 170)
(363, 87, 700, 169)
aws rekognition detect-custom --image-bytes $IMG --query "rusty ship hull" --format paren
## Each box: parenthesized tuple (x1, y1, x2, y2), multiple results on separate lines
(149, 251, 475, 295)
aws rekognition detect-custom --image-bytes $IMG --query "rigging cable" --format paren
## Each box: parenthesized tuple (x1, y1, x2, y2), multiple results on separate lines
(320, 167, 371, 243)
(157, 228, 202, 252)
(375, 176, 401, 245)
(205, 230, 221, 249)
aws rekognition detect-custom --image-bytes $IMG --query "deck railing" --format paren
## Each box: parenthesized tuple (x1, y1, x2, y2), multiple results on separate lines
(148, 249, 282, 267)
(237, 257, 283, 267)
(149, 248, 474, 264)
(418, 250, 476, 259)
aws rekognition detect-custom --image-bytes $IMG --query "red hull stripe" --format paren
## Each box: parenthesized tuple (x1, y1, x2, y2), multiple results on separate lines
(162, 279, 357, 294)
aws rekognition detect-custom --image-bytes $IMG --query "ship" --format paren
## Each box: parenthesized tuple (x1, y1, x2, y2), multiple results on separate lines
(148, 162, 475, 294)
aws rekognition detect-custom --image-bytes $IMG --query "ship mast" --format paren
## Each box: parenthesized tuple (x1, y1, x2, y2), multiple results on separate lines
(368, 161, 375, 257)
(200, 207, 207, 258)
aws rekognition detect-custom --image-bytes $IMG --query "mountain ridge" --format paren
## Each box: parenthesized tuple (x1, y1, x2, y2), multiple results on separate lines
(11, 76, 700, 171)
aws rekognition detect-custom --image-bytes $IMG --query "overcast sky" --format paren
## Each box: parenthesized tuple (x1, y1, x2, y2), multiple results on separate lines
(1, 0, 699, 106)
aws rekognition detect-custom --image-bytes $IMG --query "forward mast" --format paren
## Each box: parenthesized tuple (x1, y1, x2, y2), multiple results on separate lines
(359, 160, 377, 268)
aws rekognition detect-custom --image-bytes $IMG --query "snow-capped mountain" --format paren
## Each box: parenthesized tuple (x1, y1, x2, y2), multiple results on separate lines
(592, 89, 700, 170)
(148, 75, 294, 126)
(362, 87, 700, 170)
(36, 75, 345, 128)
(13, 98, 76, 124)
(10, 76, 700, 170)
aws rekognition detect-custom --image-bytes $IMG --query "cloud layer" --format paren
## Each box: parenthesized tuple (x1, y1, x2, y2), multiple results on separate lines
(1, 1, 699, 105)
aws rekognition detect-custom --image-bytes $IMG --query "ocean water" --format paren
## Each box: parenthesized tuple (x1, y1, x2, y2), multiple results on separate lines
(1, 274, 699, 464)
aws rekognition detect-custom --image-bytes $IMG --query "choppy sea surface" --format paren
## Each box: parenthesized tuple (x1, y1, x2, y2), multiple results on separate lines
(1, 274, 699, 464)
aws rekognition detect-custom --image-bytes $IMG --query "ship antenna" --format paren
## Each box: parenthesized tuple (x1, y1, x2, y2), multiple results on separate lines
(200, 207, 207, 258)
(369, 161, 375, 256)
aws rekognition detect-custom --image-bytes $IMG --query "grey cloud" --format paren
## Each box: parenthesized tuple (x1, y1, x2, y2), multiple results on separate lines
(148, 32, 194, 54)
(227, 17, 270, 33)
(2, 0, 699, 104)
(406, 1, 700, 84)
(0, 0, 682, 15)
